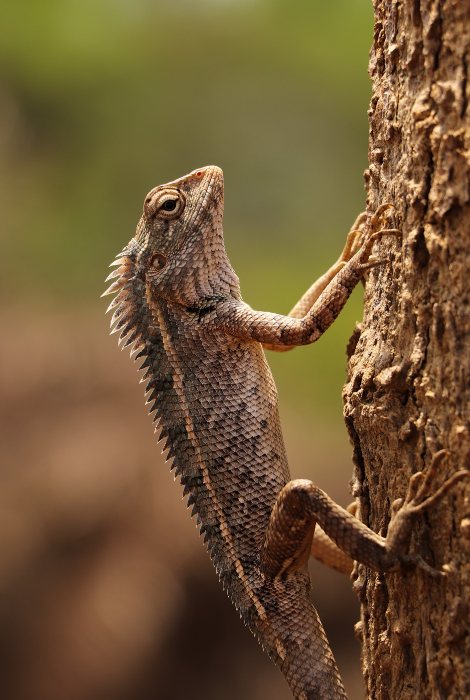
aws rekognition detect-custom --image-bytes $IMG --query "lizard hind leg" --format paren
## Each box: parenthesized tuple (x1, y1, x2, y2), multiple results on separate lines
(310, 524, 354, 575)
(258, 477, 407, 698)
(257, 462, 470, 697)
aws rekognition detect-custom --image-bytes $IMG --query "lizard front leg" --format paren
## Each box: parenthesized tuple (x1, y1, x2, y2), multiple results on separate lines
(262, 205, 399, 351)
(214, 206, 399, 349)
(283, 212, 368, 321)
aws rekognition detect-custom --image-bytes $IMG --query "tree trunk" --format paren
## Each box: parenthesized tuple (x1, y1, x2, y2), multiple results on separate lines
(342, 1, 470, 698)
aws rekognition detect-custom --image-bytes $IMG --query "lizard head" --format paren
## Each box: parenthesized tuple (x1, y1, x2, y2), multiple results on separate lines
(104, 165, 240, 348)
(139, 165, 225, 279)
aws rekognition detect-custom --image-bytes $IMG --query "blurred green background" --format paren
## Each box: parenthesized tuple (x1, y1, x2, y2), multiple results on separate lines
(0, 1, 373, 699)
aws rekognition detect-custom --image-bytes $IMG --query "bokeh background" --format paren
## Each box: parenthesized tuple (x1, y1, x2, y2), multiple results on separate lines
(1, 1, 373, 698)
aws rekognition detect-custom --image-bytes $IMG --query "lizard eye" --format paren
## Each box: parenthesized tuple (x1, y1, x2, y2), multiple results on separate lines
(157, 192, 185, 219)
(144, 188, 185, 220)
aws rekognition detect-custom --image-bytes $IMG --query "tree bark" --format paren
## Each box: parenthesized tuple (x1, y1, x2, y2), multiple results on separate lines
(343, 1, 470, 698)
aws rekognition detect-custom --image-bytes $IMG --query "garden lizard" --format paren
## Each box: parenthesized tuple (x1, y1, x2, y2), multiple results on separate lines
(103, 165, 468, 699)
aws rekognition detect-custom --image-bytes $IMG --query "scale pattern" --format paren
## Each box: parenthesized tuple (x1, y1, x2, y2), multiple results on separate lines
(104, 166, 468, 699)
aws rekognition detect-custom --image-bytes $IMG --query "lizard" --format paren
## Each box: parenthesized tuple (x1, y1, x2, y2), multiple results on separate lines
(103, 165, 469, 699)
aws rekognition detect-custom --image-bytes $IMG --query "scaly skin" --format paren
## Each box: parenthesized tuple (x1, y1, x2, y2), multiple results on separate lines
(104, 166, 468, 699)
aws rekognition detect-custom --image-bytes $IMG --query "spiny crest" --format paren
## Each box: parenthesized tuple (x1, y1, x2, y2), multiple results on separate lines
(102, 247, 146, 352)
(102, 244, 196, 484)
(103, 247, 225, 554)
(102, 165, 229, 438)
(103, 247, 164, 422)
(103, 166, 240, 568)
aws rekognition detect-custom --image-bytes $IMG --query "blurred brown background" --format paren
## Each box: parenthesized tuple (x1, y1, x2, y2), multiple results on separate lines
(1, 1, 373, 698)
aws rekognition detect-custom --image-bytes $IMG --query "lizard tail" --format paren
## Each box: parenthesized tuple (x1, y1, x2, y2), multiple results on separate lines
(279, 597, 348, 700)
(250, 576, 348, 700)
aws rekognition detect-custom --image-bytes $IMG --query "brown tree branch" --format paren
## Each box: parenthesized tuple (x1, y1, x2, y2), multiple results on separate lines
(343, 1, 470, 697)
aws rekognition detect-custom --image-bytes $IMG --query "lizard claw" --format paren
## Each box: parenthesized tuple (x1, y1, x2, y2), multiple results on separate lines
(338, 226, 365, 264)
(369, 228, 401, 242)
(404, 470, 426, 504)
(387, 451, 469, 575)
(392, 450, 469, 519)
(338, 207, 399, 266)
(369, 203, 395, 227)
(357, 256, 389, 273)
(356, 204, 401, 268)
(399, 553, 447, 578)
(403, 450, 470, 514)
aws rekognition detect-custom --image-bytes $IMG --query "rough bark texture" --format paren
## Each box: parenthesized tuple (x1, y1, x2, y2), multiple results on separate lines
(343, 1, 470, 698)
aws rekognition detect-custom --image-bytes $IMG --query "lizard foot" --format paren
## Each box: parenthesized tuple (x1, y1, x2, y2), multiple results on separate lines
(337, 205, 399, 268)
(388, 451, 470, 576)
(358, 204, 401, 267)
(392, 450, 469, 516)
(338, 212, 369, 264)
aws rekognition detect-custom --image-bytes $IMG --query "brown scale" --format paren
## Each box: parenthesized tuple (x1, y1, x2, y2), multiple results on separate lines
(104, 166, 469, 700)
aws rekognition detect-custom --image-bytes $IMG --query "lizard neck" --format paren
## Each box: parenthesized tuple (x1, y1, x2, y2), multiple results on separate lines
(134, 219, 242, 308)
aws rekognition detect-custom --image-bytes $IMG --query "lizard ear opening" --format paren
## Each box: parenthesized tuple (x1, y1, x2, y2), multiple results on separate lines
(150, 252, 167, 270)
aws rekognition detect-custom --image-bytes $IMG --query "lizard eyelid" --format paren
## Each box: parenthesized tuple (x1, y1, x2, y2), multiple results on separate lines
(144, 189, 186, 220)
(157, 192, 185, 219)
